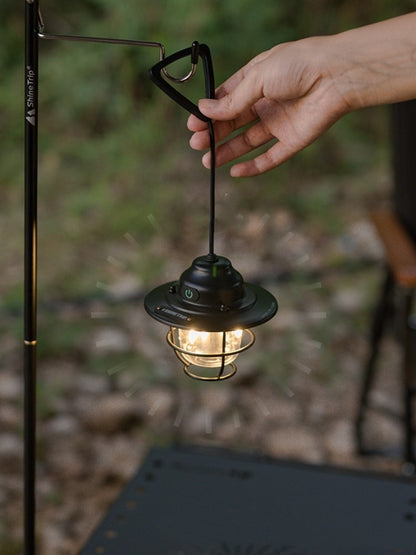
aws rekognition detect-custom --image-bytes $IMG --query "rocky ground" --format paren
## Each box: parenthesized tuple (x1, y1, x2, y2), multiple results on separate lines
(1, 196, 413, 554)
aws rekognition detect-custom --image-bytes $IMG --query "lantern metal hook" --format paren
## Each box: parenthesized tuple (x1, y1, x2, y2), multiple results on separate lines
(36, 7, 198, 84)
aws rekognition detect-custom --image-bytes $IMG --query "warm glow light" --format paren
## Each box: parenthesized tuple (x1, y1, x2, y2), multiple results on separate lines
(145, 254, 277, 379)
(176, 328, 243, 368)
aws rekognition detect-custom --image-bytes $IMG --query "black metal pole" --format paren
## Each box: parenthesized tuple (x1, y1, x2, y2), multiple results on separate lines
(24, 1, 39, 553)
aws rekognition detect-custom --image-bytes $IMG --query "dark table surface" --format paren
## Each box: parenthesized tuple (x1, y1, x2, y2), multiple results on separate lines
(81, 444, 416, 555)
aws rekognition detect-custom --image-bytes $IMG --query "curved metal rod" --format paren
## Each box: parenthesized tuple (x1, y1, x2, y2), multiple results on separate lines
(37, 8, 197, 83)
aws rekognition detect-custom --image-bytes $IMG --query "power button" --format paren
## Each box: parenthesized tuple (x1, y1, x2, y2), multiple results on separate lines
(181, 286, 200, 302)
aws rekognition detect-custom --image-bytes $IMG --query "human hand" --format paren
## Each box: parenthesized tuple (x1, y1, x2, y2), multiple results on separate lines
(187, 37, 352, 177)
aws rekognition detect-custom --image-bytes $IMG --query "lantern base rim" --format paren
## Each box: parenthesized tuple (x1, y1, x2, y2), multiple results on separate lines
(182, 361, 237, 381)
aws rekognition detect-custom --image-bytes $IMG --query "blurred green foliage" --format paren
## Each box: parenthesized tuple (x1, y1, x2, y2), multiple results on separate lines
(1, 0, 415, 299)
(1, 5, 416, 546)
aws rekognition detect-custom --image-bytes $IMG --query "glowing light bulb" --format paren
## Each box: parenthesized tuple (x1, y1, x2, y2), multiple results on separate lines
(174, 328, 243, 368)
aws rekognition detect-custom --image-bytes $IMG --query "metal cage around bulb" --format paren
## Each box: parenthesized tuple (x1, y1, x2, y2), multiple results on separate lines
(167, 327, 255, 380)
(144, 254, 277, 381)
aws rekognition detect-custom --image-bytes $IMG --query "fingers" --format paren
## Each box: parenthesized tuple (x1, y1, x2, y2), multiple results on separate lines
(189, 107, 258, 150)
(196, 50, 273, 122)
(186, 48, 282, 175)
(186, 69, 248, 133)
(201, 141, 296, 177)
(198, 68, 263, 123)
(229, 141, 298, 177)
(187, 57, 266, 136)
(189, 119, 235, 149)
(201, 119, 274, 167)
(187, 114, 207, 132)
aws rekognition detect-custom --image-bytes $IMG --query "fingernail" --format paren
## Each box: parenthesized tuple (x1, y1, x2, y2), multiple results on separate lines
(189, 134, 200, 149)
(202, 152, 211, 168)
(230, 165, 242, 178)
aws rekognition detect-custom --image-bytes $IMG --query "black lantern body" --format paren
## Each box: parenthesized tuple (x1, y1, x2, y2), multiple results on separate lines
(145, 254, 278, 380)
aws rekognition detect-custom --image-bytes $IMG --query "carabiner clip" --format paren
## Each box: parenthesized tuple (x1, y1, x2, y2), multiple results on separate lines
(161, 41, 199, 83)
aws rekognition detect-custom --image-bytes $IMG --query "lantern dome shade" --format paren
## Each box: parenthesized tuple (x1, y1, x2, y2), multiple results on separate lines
(144, 254, 278, 332)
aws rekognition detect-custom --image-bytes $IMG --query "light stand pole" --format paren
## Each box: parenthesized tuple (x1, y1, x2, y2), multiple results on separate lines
(24, 2, 39, 554)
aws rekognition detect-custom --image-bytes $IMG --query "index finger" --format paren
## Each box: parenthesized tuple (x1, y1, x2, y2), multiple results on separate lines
(187, 52, 267, 133)
(187, 113, 208, 132)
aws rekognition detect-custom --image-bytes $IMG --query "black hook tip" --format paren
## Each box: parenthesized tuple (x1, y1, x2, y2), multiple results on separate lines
(191, 41, 200, 65)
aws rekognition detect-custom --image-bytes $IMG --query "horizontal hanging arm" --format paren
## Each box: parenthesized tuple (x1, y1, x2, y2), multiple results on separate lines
(37, 8, 197, 83)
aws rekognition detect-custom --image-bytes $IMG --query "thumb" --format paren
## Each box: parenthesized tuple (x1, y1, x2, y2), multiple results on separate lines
(198, 67, 264, 121)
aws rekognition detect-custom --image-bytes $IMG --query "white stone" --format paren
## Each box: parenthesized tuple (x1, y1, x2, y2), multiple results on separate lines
(0, 372, 22, 401)
(78, 393, 141, 433)
(263, 426, 324, 463)
(323, 419, 355, 459)
(93, 327, 131, 353)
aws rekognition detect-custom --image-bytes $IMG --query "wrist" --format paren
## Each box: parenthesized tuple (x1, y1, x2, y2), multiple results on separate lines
(300, 35, 355, 117)
(325, 14, 416, 111)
